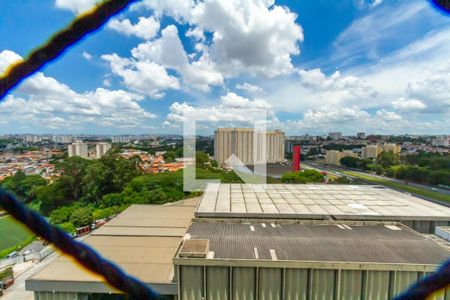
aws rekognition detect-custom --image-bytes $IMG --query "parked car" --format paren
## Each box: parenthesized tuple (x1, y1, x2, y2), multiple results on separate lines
(5, 251, 18, 259)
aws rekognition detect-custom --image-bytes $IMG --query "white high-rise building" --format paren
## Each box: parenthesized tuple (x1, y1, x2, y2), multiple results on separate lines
(361, 145, 382, 159)
(357, 132, 367, 139)
(432, 136, 450, 147)
(96, 142, 112, 159)
(111, 136, 131, 143)
(328, 132, 342, 140)
(68, 142, 89, 159)
(214, 128, 285, 164)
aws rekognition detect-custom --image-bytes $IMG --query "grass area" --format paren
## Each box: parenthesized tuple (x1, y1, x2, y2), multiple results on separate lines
(0, 216, 34, 257)
(343, 171, 450, 204)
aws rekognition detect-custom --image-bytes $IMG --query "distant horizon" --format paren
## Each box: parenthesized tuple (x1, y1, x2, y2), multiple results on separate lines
(1, 132, 449, 138)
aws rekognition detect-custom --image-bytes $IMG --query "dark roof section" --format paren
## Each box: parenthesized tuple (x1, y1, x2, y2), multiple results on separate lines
(186, 221, 449, 265)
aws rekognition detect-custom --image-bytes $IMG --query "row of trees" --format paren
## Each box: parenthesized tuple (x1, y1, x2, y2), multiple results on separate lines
(0, 150, 242, 230)
(280, 169, 325, 184)
(339, 151, 450, 186)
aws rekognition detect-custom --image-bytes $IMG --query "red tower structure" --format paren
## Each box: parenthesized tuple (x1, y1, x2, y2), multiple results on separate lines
(293, 145, 301, 172)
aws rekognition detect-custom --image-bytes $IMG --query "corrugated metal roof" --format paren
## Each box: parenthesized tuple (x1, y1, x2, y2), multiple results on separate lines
(28, 198, 200, 288)
(196, 183, 450, 221)
(185, 221, 449, 265)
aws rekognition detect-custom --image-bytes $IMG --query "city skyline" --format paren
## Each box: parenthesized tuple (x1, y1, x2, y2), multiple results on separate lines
(1, 0, 450, 135)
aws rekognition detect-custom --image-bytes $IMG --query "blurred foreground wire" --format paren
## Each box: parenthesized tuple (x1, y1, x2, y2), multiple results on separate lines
(0, 0, 139, 100)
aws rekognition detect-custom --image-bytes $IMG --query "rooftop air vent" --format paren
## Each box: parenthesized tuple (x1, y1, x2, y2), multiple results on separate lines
(179, 239, 210, 258)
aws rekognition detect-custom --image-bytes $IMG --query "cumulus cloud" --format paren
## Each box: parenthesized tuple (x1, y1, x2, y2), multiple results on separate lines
(108, 16, 160, 40)
(124, 25, 223, 91)
(0, 50, 22, 73)
(54, 0, 97, 14)
(135, 0, 303, 77)
(0, 50, 156, 130)
(101, 53, 180, 98)
(392, 98, 426, 111)
(82, 52, 93, 61)
(165, 92, 276, 127)
(236, 82, 263, 93)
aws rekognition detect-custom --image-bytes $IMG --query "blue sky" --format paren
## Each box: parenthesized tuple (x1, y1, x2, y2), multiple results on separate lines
(0, 0, 449, 135)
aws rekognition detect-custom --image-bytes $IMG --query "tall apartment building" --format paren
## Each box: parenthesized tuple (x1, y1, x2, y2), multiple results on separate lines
(96, 142, 112, 159)
(52, 135, 73, 144)
(328, 132, 342, 140)
(325, 150, 358, 165)
(357, 132, 367, 139)
(361, 144, 382, 159)
(111, 135, 131, 143)
(68, 142, 89, 159)
(432, 136, 450, 147)
(383, 143, 401, 154)
(214, 128, 285, 164)
(23, 135, 41, 143)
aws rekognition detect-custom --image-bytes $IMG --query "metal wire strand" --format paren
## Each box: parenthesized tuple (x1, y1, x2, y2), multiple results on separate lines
(0, 0, 139, 100)
(0, 190, 163, 299)
(393, 258, 450, 300)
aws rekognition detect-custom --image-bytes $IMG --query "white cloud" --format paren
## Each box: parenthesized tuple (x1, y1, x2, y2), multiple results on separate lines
(108, 16, 160, 40)
(331, 0, 446, 67)
(0, 50, 22, 74)
(101, 53, 180, 98)
(165, 92, 276, 127)
(130, 25, 223, 91)
(54, 0, 97, 14)
(82, 52, 93, 61)
(392, 98, 426, 111)
(132, 0, 196, 22)
(191, 0, 303, 77)
(1, 50, 156, 131)
(375, 109, 402, 121)
(135, 0, 303, 77)
(236, 82, 263, 93)
(220, 92, 271, 109)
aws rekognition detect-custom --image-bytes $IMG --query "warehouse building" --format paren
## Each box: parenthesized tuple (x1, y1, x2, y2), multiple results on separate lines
(26, 184, 450, 299)
(196, 184, 450, 233)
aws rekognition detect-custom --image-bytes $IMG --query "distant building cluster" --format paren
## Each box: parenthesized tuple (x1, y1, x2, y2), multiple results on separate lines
(325, 143, 401, 165)
(120, 149, 185, 173)
(0, 150, 62, 181)
(214, 128, 285, 165)
(432, 135, 450, 147)
(111, 135, 132, 143)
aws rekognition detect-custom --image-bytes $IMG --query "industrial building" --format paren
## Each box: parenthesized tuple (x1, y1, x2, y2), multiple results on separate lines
(26, 184, 450, 299)
(214, 128, 285, 165)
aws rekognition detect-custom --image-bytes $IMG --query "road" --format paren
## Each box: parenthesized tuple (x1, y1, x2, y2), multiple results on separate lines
(304, 161, 450, 195)
(1, 250, 60, 300)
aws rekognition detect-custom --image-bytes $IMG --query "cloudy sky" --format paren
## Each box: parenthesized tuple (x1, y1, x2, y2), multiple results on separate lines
(0, 0, 449, 135)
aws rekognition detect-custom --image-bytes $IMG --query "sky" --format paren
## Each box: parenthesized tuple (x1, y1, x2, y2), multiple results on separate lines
(0, 0, 449, 135)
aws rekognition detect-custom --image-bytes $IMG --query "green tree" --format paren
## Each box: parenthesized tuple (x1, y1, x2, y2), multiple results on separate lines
(70, 207, 93, 227)
(50, 206, 75, 224)
(281, 170, 325, 183)
(36, 181, 68, 215)
(58, 156, 91, 200)
(196, 151, 210, 168)
(340, 157, 361, 168)
(377, 152, 397, 168)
